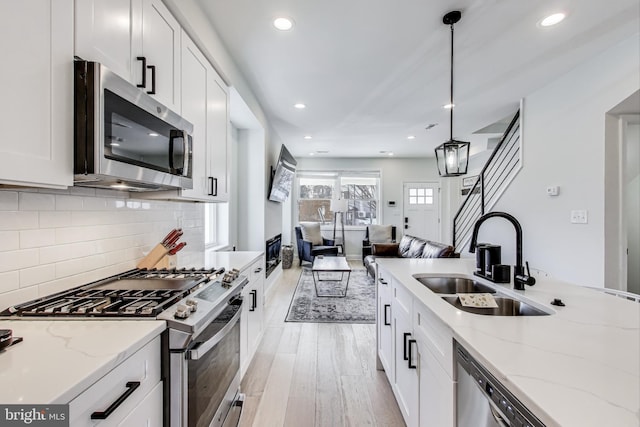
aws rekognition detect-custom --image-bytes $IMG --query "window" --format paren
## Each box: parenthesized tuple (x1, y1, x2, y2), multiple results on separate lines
(297, 171, 380, 225)
(408, 187, 434, 205)
(205, 202, 229, 248)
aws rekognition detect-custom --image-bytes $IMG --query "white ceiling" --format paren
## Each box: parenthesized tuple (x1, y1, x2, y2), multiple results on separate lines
(195, 0, 640, 159)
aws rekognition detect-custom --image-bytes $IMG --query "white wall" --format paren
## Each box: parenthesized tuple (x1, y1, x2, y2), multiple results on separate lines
(292, 157, 441, 259)
(625, 123, 640, 294)
(476, 34, 640, 287)
(0, 188, 203, 309)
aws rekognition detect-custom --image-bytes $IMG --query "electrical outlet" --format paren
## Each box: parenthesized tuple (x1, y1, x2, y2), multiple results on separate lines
(570, 210, 588, 224)
(546, 186, 559, 196)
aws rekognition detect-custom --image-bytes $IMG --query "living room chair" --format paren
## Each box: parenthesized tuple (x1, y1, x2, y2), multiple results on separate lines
(362, 225, 397, 263)
(295, 223, 339, 266)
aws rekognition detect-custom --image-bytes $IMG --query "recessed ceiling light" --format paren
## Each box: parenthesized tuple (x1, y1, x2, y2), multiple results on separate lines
(540, 12, 566, 27)
(304, 135, 312, 139)
(273, 17, 294, 31)
(443, 103, 455, 109)
(309, 152, 315, 156)
(407, 135, 416, 140)
(148, 132, 159, 137)
(388, 152, 394, 156)
(294, 103, 306, 109)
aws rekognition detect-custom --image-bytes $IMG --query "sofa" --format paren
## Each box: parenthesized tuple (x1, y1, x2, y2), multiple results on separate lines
(364, 234, 458, 277)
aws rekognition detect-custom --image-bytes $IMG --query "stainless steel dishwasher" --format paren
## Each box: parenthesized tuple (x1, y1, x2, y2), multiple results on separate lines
(455, 341, 546, 427)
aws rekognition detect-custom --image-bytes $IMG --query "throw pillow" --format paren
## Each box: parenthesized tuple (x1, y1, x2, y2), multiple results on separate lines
(369, 225, 392, 243)
(300, 222, 323, 245)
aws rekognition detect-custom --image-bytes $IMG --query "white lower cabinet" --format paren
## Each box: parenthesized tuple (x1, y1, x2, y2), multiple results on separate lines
(69, 335, 162, 426)
(376, 266, 456, 427)
(377, 269, 393, 373)
(241, 257, 265, 376)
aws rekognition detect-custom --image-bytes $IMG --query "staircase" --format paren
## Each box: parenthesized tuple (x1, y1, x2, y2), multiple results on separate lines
(453, 110, 522, 249)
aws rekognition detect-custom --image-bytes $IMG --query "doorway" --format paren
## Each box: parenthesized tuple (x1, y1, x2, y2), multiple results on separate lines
(402, 182, 440, 241)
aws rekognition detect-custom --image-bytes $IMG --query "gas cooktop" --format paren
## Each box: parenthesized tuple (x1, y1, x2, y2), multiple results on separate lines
(2, 268, 225, 318)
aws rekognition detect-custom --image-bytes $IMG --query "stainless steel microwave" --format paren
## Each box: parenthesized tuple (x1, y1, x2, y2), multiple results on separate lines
(74, 60, 193, 191)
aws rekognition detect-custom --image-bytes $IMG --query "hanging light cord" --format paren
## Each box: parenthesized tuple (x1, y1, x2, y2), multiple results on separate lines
(449, 21, 455, 142)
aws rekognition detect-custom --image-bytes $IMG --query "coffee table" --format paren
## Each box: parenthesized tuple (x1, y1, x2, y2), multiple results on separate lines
(311, 256, 351, 297)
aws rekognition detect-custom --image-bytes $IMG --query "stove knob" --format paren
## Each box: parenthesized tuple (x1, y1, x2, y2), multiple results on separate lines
(174, 304, 190, 319)
(185, 299, 198, 312)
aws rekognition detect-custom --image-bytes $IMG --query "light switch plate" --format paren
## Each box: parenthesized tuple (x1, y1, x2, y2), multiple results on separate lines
(570, 210, 588, 224)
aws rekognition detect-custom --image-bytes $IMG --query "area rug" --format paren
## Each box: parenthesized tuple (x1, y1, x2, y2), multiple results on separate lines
(285, 268, 375, 323)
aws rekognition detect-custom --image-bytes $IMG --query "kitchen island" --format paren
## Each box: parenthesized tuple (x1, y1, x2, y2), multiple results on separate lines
(0, 320, 164, 405)
(376, 257, 639, 427)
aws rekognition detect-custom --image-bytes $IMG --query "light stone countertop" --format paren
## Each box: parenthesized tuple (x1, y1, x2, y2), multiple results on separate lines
(376, 257, 640, 427)
(0, 320, 165, 404)
(204, 250, 263, 272)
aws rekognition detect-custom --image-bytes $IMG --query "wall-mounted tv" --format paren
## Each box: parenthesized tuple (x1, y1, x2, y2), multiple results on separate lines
(268, 145, 297, 203)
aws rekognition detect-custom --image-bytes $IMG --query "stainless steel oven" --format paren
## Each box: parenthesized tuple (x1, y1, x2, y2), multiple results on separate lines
(74, 59, 194, 191)
(160, 277, 247, 427)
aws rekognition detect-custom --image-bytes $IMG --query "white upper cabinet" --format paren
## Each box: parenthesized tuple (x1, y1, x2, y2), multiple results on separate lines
(143, 30, 230, 202)
(76, 0, 181, 112)
(0, 0, 73, 188)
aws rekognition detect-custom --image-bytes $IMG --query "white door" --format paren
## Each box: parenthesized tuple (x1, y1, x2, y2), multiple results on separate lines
(403, 182, 440, 240)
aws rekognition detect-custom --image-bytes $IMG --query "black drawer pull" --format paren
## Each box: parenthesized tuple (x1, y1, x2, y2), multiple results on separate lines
(136, 57, 146, 88)
(383, 304, 390, 326)
(91, 381, 140, 420)
(249, 290, 257, 311)
(403, 332, 411, 361)
(408, 340, 417, 369)
(147, 65, 156, 94)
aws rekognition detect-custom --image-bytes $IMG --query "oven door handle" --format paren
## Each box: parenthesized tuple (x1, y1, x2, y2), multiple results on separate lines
(186, 300, 243, 360)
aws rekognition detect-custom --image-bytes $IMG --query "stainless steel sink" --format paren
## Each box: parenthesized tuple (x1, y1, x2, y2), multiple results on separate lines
(441, 296, 551, 316)
(413, 276, 496, 294)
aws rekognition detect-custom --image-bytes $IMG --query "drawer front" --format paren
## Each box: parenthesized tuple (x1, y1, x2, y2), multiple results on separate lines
(69, 336, 161, 426)
(413, 301, 454, 378)
(393, 279, 413, 318)
(117, 381, 163, 427)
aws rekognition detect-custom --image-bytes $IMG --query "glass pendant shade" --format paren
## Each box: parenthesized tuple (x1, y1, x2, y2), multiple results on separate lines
(435, 139, 470, 176)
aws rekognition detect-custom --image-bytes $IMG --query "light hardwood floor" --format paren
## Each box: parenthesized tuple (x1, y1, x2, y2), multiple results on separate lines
(239, 263, 405, 427)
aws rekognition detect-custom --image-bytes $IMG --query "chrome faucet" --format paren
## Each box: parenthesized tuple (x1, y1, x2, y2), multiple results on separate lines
(469, 211, 535, 290)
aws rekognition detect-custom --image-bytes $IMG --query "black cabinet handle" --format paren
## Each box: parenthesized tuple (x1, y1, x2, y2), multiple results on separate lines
(403, 332, 411, 361)
(254, 267, 263, 273)
(208, 177, 218, 196)
(146, 65, 156, 94)
(383, 304, 391, 326)
(378, 278, 387, 285)
(90, 381, 140, 420)
(408, 339, 417, 369)
(249, 290, 257, 311)
(136, 57, 146, 88)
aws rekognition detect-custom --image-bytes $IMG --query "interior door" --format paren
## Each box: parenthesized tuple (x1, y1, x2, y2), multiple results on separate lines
(403, 182, 440, 240)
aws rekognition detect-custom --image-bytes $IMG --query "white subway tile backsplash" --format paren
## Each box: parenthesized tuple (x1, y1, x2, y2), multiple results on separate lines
(39, 211, 72, 228)
(39, 241, 98, 264)
(0, 211, 39, 231)
(0, 188, 204, 305)
(20, 264, 56, 288)
(0, 191, 19, 210)
(55, 195, 84, 210)
(0, 271, 19, 293)
(0, 231, 19, 252)
(19, 192, 56, 211)
(0, 248, 39, 273)
(20, 229, 56, 249)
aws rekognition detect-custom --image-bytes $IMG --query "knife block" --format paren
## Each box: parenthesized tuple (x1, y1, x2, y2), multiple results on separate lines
(154, 254, 177, 269)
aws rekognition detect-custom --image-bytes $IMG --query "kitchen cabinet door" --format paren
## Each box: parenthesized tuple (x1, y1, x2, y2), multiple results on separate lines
(0, 0, 73, 189)
(138, 0, 181, 112)
(393, 283, 419, 427)
(416, 333, 455, 427)
(178, 32, 209, 200)
(117, 382, 163, 427)
(205, 66, 231, 202)
(75, 0, 140, 83)
(241, 258, 265, 376)
(377, 267, 394, 374)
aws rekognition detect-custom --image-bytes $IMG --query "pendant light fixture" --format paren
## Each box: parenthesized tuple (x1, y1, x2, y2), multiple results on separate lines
(435, 10, 470, 177)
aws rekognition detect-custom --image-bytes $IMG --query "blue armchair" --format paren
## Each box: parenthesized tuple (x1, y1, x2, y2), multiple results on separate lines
(295, 226, 339, 265)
